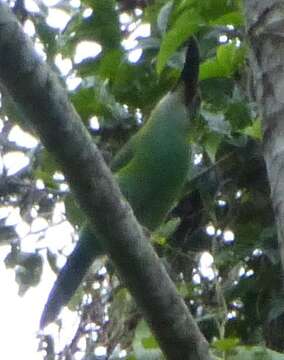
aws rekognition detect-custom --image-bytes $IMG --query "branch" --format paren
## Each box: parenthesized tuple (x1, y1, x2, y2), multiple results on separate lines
(0, 4, 210, 359)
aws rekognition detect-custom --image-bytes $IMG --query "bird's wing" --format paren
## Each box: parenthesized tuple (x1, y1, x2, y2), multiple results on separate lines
(110, 134, 138, 173)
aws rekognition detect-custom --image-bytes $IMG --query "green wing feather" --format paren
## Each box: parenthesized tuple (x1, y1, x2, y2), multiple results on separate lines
(40, 37, 200, 328)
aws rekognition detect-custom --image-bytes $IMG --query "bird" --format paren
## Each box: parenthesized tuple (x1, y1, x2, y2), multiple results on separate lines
(40, 37, 200, 329)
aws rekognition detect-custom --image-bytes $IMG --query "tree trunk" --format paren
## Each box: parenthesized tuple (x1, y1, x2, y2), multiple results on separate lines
(245, 0, 284, 350)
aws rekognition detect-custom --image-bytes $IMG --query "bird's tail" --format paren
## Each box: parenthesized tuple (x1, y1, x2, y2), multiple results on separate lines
(40, 227, 104, 328)
(181, 36, 200, 103)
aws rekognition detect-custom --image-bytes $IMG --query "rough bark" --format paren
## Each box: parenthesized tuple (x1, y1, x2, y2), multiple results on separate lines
(0, 4, 210, 359)
(245, 1, 284, 277)
(245, 0, 284, 350)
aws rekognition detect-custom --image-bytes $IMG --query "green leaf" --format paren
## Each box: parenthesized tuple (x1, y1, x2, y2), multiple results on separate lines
(98, 49, 123, 80)
(84, 0, 121, 50)
(200, 57, 226, 80)
(33, 150, 60, 188)
(76, 49, 123, 81)
(210, 11, 244, 26)
(241, 119, 262, 140)
(155, 218, 181, 239)
(33, 14, 58, 59)
(72, 77, 129, 124)
(152, 219, 180, 246)
(198, 0, 240, 22)
(227, 346, 284, 360)
(200, 42, 246, 80)
(142, 336, 159, 349)
(177, 282, 191, 297)
(213, 337, 239, 352)
(157, 9, 201, 74)
(71, 86, 97, 122)
(68, 283, 86, 311)
(200, 78, 234, 110)
(217, 43, 234, 76)
(234, 222, 263, 257)
(203, 132, 222, 162)
(225, 101, 252, 131)
(219, 42, 246, 75)
(157, 1, 173, 34)
(61, 0, 120, 57)
(113, 60, 172, 110)
(39, 149, 59, 175)
(133, 321, 163, 360)
(64, 194, 85, 227)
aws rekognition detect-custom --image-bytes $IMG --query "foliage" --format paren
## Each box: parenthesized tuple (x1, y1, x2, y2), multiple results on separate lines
(1, 0, 283, 359)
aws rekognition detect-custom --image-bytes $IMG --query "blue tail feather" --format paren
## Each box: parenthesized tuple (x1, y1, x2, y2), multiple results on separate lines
(40, 227, 105, 328)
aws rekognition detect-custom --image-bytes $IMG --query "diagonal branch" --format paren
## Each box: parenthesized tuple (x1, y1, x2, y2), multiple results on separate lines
(0, 4, 210, 359)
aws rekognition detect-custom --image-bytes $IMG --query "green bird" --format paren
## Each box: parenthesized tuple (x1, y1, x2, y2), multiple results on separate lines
(40, 37, 200, 329)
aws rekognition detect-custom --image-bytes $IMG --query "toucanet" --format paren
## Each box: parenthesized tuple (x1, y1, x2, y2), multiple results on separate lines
(40, 37, 200, 328)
